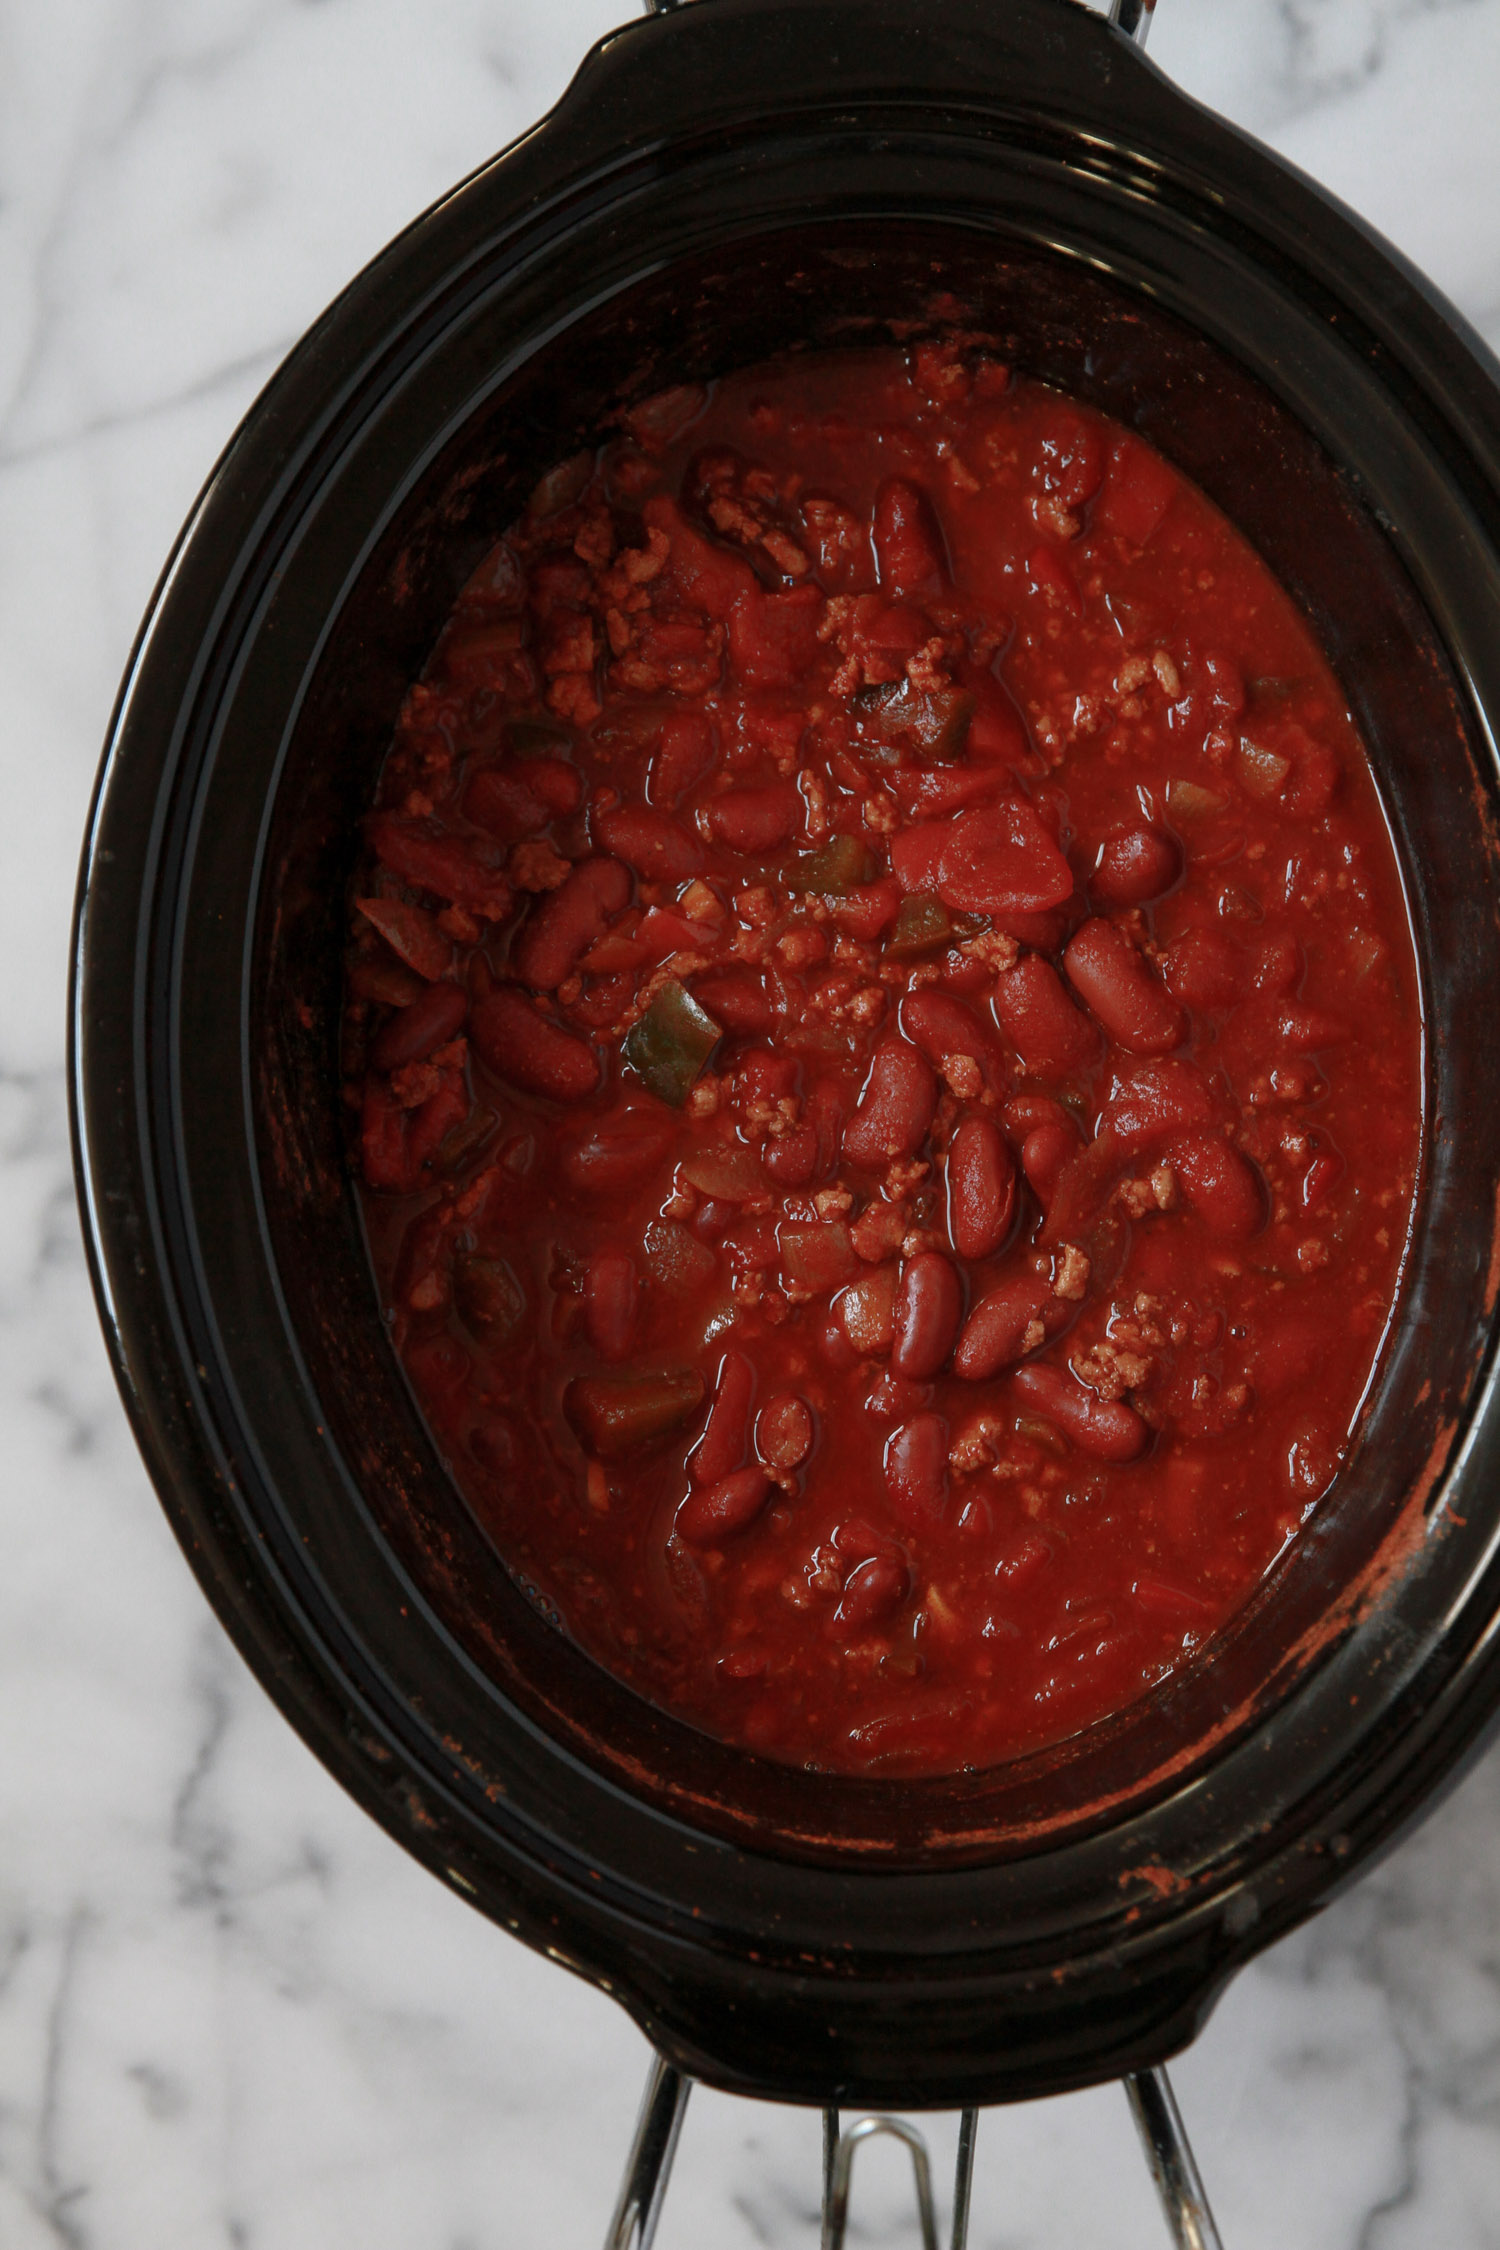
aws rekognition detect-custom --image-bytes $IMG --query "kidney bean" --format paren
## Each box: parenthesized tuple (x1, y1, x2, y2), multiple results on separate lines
(873, 476, 948, 595)
(1090, 824, 1181, 908)
(1064, 918, 1187, 1054)
(844, 1037, 937, 1167)
(690, 967, 773, 1035)
(585, 1251, 639, 1361)
(593, 804, 704, 881)
(471, 988, 600, 1101)
(961, 660, 1031, 765)
(954, 1271, 1062, 1379)
(515, 857, 631, 990)
(947, 1114, 1018, 1260)
(1167, 1133, 1267, 1241)
(366, 814, 513, 920)
(465, 764, 548, 841)
(895, 763, 1009, 821)
(892, 1253, 963, 1379)
(370, 980, 468, 1072)
(1277, 1003, 1350, 1050)
(937, 801, 1075, 918)
(883, 1413, 949, 1528)
(648, 711, 717, 805)
(1020, 1122, 1077, 1210)
(1094, 433, 1178, 546)
(355, 896, 452, 981)
(898, 989, 1006, 1092)
(737, 1048, 799, 1103)
(1011, 1363, 1149, 1462)
(704, 782, 804, 852)
(691, 1350, 756, 1485)
(562, 1111, 671, 1193)
(1300, 1148, 1343, 1211)
(990, 956, 1099, 1077)
(643, 492, 758, 613)
(762, 1120, 818, 1187)
(757, 1392, 815, 1471)
(677, 1467, 771, 1545)
(836, 1553, 910, 1633)
(1160, 927, 1241, 1010)
(1102, 1059, 1217, 1150)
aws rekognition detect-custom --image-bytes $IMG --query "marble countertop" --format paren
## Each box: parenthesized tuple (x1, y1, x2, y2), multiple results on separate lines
(5, 0, 1500, 2242)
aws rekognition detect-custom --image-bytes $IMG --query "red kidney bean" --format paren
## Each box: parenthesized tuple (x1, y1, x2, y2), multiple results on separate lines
(593, 804, 704, 881)
(894, 763, 1008, 821)
(370, 980, 468, 1072)
(836, 1552, 910, 1633)
(892, 1253, 963, 1379)
(873, 476, 947, 595)
(584, 1250, 638, 1361)
(1064, 918, 1187, 1054)
(464, 765, 548, 841)
(691, 1350, 755, 1485)
(366, 814, 512, 920)
(515, 857, 631, 990)
(355, 896, 452, 982)
(1253, 933, 1303, 997)
(470, 988, 600, 1101)
(1020, 1122, 1077, 1210)
(1300, 1149, 1343, 1211)
(883, 1413, 949, 1528)
(757, 1392, 814, 1471)
(1160, 927, 1242, 1010)
(1167, 1133, 1267, 1241)
(898, 989, 1006, 1091)
(947, 1115, 1018, 1260)
(762, 1120, 818, 1187)
(1090, 824, 1182, 907)
(676, 1467, 771, 1545)
(1277, 1003, 1350, 1050)
(704, 782, 804, 852)
(737, 1049, 798, 1103)
(1102, 1059, 1217, 1150)
(832, 1516, 902, 1560)
(990, 955, 1099, 1077)
(690, 967, 773, 1035)
(561, 1111, 671, 1193)
(844, 1037, 937, 1167)
(1010, 1364, 1149, 1462)
(954, 1272, 1062, 1379)
(647, 711, 716, 804)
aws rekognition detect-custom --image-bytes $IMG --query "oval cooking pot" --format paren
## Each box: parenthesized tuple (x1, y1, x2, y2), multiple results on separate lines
(72, 0, 1500, 2112)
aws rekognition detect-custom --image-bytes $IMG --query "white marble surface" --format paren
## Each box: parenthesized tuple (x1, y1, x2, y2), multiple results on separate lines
(4, 0, 1500, 2242)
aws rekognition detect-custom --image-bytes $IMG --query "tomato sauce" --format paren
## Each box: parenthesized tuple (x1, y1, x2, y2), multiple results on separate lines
(341, 342, 1421, 1776)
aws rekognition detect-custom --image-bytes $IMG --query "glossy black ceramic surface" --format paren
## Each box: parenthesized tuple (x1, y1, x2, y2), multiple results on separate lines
(72, 0, 1500, 2107)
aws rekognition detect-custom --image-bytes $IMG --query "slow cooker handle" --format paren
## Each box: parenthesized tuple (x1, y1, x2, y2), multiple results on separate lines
(642, 0, 1158, 44)
(603, 2054, 1222, 2248)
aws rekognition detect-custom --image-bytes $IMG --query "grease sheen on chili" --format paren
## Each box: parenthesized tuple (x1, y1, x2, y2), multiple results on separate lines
(343, 342, 1420, 1777)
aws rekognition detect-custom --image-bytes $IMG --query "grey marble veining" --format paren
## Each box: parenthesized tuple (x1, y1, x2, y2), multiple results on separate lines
(4, 1, 1500, 2242)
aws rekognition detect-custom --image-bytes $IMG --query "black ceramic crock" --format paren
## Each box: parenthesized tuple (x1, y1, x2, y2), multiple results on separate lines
(71, 0, 1500, 2113)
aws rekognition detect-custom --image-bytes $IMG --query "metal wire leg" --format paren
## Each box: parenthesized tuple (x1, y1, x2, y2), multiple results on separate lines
(951, 2109, 978, 2250)
(1109, 0, 1156, 47)
(1125, 2068, 1224, 2250)
(603, 2055, 693, 2250)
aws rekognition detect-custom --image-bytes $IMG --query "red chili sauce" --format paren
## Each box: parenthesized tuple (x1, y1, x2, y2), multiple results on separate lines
(343, 342, 1421, 1777)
